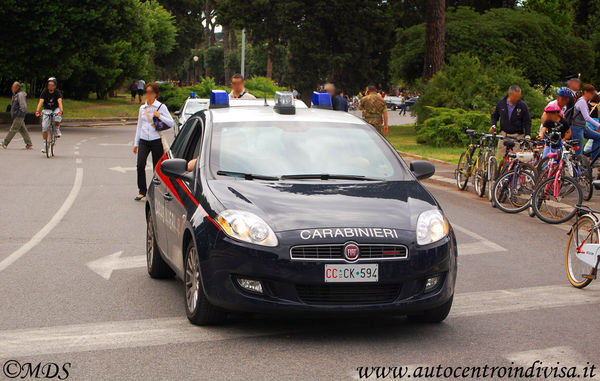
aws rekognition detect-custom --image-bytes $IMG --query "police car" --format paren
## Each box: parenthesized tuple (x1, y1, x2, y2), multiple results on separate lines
(173, 95, 209, 136)
(146, 90, 457, 325)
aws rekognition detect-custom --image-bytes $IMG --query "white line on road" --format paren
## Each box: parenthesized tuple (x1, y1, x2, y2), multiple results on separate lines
(86, 252, 146, 280)
(452, 223, 507, 255)
(99, 141, 132, 146)
(74, 151, 79, 156)
(1, 284, 598, 358)
(0, 168, 83, 273)
(110, 166, 150, 173)
(0, 318, 296, 358)
(506, 346, 592, 370)
(75, 158, 82, 164)
(450, 284, 600, 318)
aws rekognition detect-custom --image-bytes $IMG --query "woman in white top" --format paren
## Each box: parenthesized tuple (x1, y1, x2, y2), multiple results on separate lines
(132, 82, 175, 201)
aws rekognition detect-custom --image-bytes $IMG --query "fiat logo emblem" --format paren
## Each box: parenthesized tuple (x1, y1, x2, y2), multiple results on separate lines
(344, 242, 360, 262)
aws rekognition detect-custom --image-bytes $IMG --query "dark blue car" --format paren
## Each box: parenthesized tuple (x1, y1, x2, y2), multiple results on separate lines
(146, 91, 457, 325)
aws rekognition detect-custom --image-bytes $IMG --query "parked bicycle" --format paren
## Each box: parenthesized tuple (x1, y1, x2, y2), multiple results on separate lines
(472, 133, 500, 197)
(455, 129, 484, 191)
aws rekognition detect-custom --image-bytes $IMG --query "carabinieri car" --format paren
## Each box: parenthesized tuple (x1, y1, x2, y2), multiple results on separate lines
(146, 90, 457, 325)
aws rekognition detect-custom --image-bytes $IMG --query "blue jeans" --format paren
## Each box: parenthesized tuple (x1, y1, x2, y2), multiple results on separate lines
(571, 125, 600, 161)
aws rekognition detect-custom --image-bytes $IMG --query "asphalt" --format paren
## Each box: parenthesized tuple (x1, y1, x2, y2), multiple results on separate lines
(0, 123, 598, 381)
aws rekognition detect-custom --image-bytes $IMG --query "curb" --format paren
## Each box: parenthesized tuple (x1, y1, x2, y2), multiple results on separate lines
(397, 150, 454, 166)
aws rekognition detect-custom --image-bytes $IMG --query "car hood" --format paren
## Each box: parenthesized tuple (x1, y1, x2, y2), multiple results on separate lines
(207, 179, 438, 232)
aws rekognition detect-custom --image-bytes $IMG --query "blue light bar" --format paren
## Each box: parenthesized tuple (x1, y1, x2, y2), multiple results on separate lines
(210, 90, 229, 108)
(190, 91, 196, 98)
(312, 92, 332, 109)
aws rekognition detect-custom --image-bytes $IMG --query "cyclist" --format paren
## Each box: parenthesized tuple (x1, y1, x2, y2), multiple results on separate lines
(571, 84, 600, 161)
(538, 103, 571, 159)
(539, 87, 573, 136)
(35, 77, 63, 154)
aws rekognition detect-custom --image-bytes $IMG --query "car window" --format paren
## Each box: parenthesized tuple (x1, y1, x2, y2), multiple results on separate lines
(170, 118, 198, 158)
(182, 118, 203, 162)
(210, 122, 407, 179)
(185, 102, 209, 115)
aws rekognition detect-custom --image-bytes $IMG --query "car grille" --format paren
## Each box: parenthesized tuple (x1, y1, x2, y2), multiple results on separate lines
(296, 284, 401, 305)
(290, 244, 408, 261)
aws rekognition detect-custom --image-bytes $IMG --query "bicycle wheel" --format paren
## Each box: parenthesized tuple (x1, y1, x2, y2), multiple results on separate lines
(574, 155, 593, 201)
(565, 215, 597, 288)
(492, 167, 536, 213)
(487, 156, 498, 201)
(456, 151, 471, 191)
(45, 132, 51, 158)
(473, 152, 488, 197)
(532, 176, 583, 224)
(50, 136, 55, 157)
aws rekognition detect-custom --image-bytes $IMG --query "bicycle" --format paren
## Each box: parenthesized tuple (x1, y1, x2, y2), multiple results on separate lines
(530, 139, 584, 224)
(491, 140, 538, 213)
(42, 110, 59, 158)
(565, 203, 600, 288)
(455, 129, 483, 191)
(472, 133, 499, 197)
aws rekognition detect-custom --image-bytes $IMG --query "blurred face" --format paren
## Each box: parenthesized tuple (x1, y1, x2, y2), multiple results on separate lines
(557, 95, 569, 108)
(231, 77, 244, 94)
(324, 84, 335, 97)
(507, 91, 521, 104)
(11, 83, 19, 93)
(547, 111, 560, 122)
(568, 80, 581, 92)
(583, 90, 596, 101)
(47, 82, 56, 92)
(145, 86, 156, 102)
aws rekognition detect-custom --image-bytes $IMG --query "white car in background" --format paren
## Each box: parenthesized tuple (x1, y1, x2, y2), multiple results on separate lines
(174, 98, 210, 136)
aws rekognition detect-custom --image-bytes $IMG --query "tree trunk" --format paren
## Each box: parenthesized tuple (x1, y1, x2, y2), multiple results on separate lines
(422, 0, 445, 81)
(266, 42, 273, 79)
(223, 25, 230, 85)
(230, 29, 238, 50)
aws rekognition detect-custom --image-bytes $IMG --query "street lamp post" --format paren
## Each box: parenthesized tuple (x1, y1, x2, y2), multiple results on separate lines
(193, 55, 199, 84)
(241, 29, 246, 78)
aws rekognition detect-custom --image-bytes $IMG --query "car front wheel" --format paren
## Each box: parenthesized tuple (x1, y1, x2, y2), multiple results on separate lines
(407, 296, 453, 323)
(184, 241, 227, 325)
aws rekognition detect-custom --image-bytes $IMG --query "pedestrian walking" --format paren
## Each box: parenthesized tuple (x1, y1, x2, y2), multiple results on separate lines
(490, 85, 532, 158)
(132, 82, 174, 201)
(324, 83, 348, 112)
(359, 84, 388, 134)
(137, 79, 146, 104)
(229, 74, 256, 99)
(2, 82, 32, 150)
(130, 80, 138, 103)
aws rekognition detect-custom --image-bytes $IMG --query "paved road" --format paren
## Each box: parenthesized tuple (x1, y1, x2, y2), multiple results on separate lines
(0, 124, 598, 380)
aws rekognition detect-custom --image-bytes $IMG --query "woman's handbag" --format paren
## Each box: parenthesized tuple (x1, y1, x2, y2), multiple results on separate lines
(144, 106, 171, 153)
(152, 104, 171, 131)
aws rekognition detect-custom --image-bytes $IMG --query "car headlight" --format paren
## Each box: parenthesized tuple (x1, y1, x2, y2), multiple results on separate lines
(216, 210, 278, 247)
(416, 209, 449, 245)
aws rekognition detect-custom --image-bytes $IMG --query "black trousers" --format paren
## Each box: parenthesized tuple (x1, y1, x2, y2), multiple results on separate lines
(137, 138, 164, 196)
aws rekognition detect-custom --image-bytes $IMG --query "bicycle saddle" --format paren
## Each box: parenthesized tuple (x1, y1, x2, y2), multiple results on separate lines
(465, 129, 475, 135)
(503, 140, 516, 149)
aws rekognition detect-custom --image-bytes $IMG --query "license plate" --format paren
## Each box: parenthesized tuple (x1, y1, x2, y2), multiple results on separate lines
(324, 264, 378, 283)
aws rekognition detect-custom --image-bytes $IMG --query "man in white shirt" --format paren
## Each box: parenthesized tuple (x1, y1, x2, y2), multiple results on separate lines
(229, 73, 256, 99)
(136, 79, 146, 104)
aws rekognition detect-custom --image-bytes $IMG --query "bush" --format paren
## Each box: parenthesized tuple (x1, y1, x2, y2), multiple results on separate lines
(413, 53, 548, 125)
(244, 77, 289, 98)
(416, 107, 490, 147)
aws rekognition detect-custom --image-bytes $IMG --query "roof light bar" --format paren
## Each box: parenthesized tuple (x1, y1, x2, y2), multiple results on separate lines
(210, 90, 229, 108)
(274, 91, 295, 115)
(311, 92, 332, 109)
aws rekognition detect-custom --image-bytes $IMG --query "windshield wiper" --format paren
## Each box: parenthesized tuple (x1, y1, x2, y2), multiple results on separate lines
(217, 170, 279, 181)
(279, 174, 383, 181)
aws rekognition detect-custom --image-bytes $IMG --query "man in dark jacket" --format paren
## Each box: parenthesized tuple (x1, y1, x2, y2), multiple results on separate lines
(490, 85, 531, 157)
(2, 82, 32, 149)
(325, 83, 348, 112)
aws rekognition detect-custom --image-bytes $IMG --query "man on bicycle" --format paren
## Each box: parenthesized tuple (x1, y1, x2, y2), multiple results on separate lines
(35, 77, 63, 153)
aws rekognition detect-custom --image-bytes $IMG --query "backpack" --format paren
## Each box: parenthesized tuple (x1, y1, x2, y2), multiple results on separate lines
(564, 99, 576, 125)
(130, 81, 138, 91)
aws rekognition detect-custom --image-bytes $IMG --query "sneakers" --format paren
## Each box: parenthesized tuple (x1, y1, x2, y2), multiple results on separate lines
(56, 128, 61, 138)
(1, 143, 6, 149)
(41, 141, 47, 154)
(25, 144, 32, 150)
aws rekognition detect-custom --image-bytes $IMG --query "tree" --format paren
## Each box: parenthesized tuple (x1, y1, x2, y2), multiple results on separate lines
(422, 0, 446, 81)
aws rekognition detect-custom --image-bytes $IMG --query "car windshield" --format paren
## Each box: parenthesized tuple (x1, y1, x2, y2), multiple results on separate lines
(209, 121, 407, 180)
(185, 102, 208, 115)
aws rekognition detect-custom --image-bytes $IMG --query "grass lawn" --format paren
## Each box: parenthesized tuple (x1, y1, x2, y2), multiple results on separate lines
(387, 124, 463, 164)
(0, 93, 141, 119)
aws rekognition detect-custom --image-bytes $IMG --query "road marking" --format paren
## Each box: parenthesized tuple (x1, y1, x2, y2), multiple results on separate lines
(428, 174, 456, 185)
(450, 284, 600, 318)
(99, 141, 132, 146)
(110, 166, 150, 173)
(0, 318, 296, 358)
(452, 223, 507, 255)
(74, 151, 79, 156)
(75, 158, 82, 164)
(0, 168, 83, 273)
(87, 252, 146, 280)
(506, 346, 591, 369)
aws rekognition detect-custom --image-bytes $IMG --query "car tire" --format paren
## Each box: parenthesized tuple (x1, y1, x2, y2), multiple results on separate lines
(184, 241, 227, 325)
(146, 215, 174, 279)
(407, 296, 453, 323)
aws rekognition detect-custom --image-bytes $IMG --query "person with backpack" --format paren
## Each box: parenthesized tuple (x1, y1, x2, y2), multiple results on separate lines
(569, 84, 600, 161)
(130, 80, 138, 103)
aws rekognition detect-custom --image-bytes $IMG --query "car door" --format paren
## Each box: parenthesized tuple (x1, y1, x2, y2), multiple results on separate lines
(164, 116, 204, 267)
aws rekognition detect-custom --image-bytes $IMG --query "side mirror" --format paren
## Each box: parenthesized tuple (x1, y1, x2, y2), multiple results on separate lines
(174, 110, 181, 116)
(410, 160, 435, 180)
(160, 159, 193, 182)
